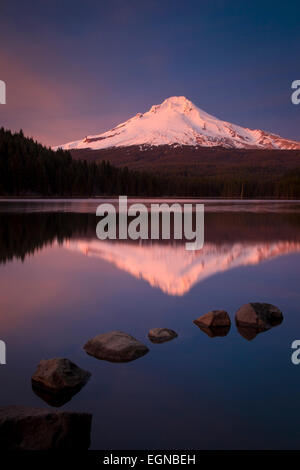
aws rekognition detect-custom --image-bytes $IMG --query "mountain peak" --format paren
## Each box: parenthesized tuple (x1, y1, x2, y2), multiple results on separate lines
(162, 95, 193, 107)
(152, 96, 209, 117)
(148, 95, 196, 116)
(55, 97, 300, 151)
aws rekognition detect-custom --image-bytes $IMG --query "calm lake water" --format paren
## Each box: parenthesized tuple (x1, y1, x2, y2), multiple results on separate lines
(1, 199, 300, 449)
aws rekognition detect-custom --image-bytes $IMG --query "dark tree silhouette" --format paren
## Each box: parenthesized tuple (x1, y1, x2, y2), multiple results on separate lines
(1, 127, 300, 198)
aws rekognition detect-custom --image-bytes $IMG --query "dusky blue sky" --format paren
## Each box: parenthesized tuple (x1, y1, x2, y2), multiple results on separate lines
(0, 0, 299, 146)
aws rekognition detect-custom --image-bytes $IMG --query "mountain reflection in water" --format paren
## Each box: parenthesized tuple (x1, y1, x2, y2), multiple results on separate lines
(1, 209, 300, 296)
(1, 202, 300, 449)
(65, 239, 300, 296)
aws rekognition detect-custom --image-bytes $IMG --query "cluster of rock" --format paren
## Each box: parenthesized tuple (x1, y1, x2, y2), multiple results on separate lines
(193, 303, 283, 340)
(0, 327, 177, 449)
(1, 302, 283, 449)
(83, 328, 178, 362)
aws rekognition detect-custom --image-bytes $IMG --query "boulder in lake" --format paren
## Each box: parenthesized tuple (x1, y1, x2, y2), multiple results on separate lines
(194, 310, 231, 328)
(84, 330, 149, 362)
(197, 325, 231, 338)
(148, 328, 178, 343)
(235, 303, 283, 329)
(32, 358, 91, 393)
(194, 310, 231, 338)
(31, 385, 78, 408)
(236, 325, 260, 341)
(0, 406, 92, 450)
(235, 302, 283, 341)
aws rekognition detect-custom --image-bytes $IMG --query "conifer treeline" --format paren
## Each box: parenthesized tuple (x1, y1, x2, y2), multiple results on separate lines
(1, 127, 300, 198)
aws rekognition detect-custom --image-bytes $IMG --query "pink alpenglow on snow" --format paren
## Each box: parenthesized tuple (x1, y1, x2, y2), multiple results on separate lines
(55, 96, 300, 151)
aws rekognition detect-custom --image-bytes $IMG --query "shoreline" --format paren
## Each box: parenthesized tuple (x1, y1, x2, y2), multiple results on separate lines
(1, 195, 300, 201)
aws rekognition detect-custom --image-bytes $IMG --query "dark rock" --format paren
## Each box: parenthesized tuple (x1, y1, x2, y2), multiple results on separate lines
(148, 328, 178, 343)
(236, 325, 261, 341)
(84, 330, 149, 362)
(31, 358, 91, 406)
(235, 303, 283, 341)
(194, 310, 231, 328)
(235, 302, 283, 329)
(32, 384, 80, 408)
(0, 406, 92, 450)
(197, 325, 231, 338)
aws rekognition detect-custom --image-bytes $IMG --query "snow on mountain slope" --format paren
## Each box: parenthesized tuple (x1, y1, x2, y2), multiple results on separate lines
(55, 96, 300, 151)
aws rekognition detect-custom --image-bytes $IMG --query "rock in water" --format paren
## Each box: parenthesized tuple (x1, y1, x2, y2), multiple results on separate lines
(235, 303, 283, 330)
(0, 406, 92, 450)
(32, 358, 91, 391)
(32, 385, 78, 408)
(236, 325, 261, 341)
(235, 302, 283, 341)
(194, 310, 231, 328)
(148, 328, 178, 343)
(84, 331, 149, 362)
(31, 358, 91, 407)
(197, 325, 230, 338)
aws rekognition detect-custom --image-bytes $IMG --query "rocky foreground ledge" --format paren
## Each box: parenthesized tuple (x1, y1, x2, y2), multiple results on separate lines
(0, 406, 92, 450)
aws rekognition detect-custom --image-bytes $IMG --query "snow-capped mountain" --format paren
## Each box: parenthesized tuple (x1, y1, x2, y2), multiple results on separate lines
(56, 96, 300, 150)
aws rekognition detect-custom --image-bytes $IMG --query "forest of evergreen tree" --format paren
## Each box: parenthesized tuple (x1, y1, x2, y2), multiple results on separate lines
(1, 128, 300, 198)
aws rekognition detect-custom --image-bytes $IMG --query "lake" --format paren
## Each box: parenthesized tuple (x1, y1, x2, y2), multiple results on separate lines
(1, 199, 300, 449)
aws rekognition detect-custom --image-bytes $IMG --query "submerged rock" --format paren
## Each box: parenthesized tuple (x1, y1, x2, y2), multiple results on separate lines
(31, 358, 91, 407)
(84, 330, 149, 362)
(236, 325, 261, 341)
(32, 384, 81, 408)
(0, 406, 92, 450)
(235, 302, 283, 341)
(194, 310, 231, 328)
(148, 328, 178, 343)
(197, 325, 231, 338)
